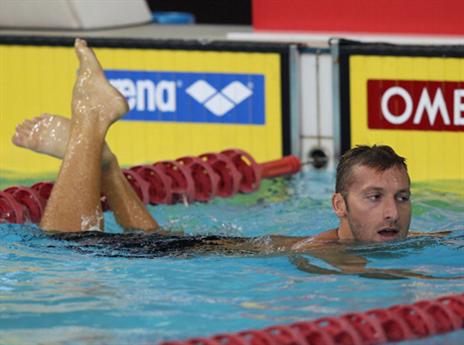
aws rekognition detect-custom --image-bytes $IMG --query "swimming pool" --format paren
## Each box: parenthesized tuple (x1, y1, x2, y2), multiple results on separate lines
(1, 170, 463, 344)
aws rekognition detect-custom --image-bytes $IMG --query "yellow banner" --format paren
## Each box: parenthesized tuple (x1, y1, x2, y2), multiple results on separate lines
(350, 55, 464, 181)
(0, 44, 282, 181)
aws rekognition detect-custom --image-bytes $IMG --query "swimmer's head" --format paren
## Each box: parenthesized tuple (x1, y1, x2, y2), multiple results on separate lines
(332, 145, 411, 243)
(335, 145, 409, 196)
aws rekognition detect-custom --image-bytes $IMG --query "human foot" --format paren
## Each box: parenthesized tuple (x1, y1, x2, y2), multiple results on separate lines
(12, 113, 114, 164)
(72, 39, 128, 130)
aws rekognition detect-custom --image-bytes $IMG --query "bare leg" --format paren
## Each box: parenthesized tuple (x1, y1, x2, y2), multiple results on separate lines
(12, 114, 159, 231)
(37, 39, 128, 232)
(102, 155, 160, 231)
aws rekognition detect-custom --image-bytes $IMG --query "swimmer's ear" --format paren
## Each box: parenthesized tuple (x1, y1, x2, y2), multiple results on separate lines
(332, 193, 347, 217)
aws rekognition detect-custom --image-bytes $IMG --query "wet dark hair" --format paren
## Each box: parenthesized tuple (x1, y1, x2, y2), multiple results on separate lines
(335, 145, 408, 195)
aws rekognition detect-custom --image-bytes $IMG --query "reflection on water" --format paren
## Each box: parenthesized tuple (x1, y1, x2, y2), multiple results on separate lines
(0, 170, 463, 344)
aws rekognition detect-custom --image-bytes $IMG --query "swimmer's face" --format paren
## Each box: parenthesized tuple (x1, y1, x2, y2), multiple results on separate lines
(333, 165, 411, 243)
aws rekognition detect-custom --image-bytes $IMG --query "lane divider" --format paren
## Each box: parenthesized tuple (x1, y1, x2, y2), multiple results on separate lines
(0, 148, 301, 224)
(159, 293, 464, 345)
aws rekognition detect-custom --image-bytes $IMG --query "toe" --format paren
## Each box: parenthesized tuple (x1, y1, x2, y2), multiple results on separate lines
(75, 38, 102, 74)
(30, 118, 41, 128)
(22, 120, 34, 131)
(12, 131, 24, 147)
(75, 38, 87, 48)
(75, 38, 89, 62)
(17, 125, 29, 137)
(15, 123, 26, 133)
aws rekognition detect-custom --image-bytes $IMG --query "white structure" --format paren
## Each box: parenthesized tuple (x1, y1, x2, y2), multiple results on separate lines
(0, 0, 152, 29)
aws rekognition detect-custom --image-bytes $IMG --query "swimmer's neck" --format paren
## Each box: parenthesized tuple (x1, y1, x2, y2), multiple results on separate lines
(313, 222, 362, 241)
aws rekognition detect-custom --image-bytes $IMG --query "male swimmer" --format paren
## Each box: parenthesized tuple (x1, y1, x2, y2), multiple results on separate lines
(11, 39, 452, 279)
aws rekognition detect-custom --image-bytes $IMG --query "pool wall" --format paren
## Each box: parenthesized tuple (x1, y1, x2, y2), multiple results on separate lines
(1, 30, 464, 186)
(0, 36, 294, 180)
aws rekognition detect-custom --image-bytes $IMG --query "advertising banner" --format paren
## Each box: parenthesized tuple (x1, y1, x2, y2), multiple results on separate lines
(0, 38, 290, 182)
(339, 41, 464, 181)
(253, 0, 464, 36)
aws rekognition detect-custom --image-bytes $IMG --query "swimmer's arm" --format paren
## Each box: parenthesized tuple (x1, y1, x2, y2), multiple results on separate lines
(290, 254, 461, 280)
(359, 268, 447, 280)
(360, 268, 464, 280)
(408, 230, 452, 238)
(290, 255, 403, 279)
(289, 248, 371, 276)
(289, 255, 401, 278)
(289, 255, 342, 275)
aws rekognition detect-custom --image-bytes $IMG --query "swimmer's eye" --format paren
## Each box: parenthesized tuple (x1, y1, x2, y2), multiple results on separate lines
(366, 193, 382, 202)
(396, 193, 411, 202)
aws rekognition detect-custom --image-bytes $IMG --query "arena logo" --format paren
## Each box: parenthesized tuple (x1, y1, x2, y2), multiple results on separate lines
(367, 80, 464, 131)
(185, 80, 253, 117)
(109, 79, 176, 113)
(105, 70, 265, 124)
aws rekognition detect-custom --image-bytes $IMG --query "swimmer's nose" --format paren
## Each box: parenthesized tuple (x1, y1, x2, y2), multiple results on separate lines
(383, 197, 399, 221)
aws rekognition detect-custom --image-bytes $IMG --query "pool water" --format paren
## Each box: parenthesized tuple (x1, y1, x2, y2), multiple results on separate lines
(1, 170, 464, 344)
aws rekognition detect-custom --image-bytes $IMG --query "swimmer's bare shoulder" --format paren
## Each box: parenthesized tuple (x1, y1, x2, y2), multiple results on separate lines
(285, 229, 339, 252)
(312, 229, 339, 240)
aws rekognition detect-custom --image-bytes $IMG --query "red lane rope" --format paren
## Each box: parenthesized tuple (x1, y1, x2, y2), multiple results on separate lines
(0, 148, 301, 224)
(159, 293, 464, 345)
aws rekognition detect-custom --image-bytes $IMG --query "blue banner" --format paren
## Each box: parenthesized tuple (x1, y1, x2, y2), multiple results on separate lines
(105, 70, 266, 125)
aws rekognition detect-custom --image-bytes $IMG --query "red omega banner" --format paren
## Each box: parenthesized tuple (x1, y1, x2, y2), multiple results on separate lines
(368, 80, 464, 131)
(344, 49, 464, 181)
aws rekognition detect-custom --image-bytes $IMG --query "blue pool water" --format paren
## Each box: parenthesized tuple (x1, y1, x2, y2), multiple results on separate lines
(1, 170, 464, 344)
